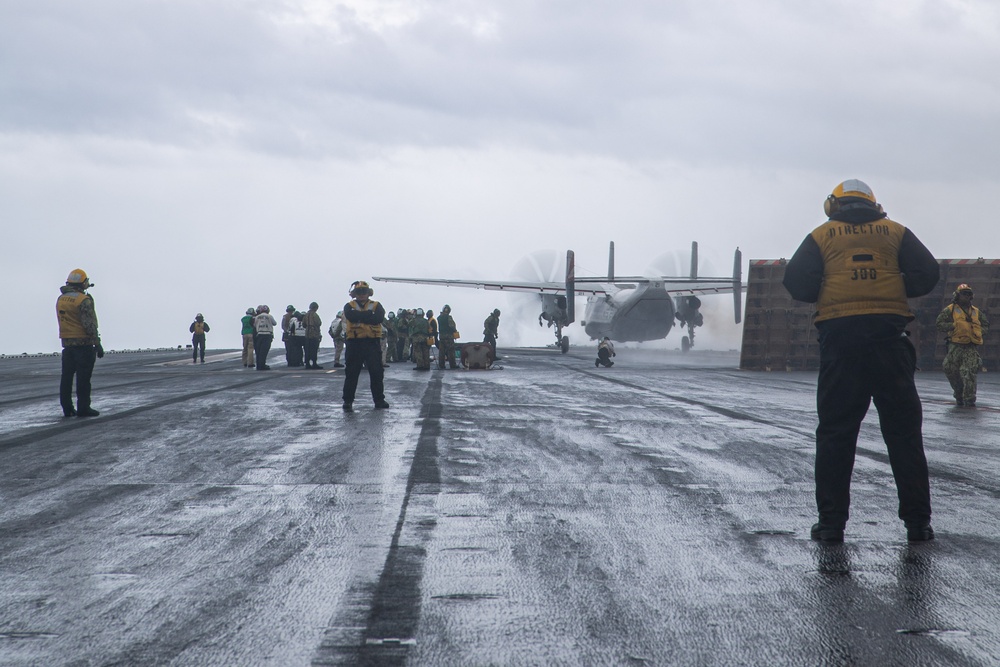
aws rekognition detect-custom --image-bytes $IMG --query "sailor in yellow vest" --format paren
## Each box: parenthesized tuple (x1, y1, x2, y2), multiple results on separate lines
(936, 284, 990, 407)
(783, 179, 940, 543)
(342, 281, 390, 412)
(57, 269, 104, 417)
(189, 313, 211, 363)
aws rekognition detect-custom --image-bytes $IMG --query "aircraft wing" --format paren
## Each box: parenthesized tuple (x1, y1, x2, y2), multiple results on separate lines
(372, 276, 609, 296)
(664, 284, 745, 297)
(575, 275, 746, 297)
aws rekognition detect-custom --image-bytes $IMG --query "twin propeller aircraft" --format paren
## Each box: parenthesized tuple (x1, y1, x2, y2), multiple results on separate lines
(373, 242, 744, 353)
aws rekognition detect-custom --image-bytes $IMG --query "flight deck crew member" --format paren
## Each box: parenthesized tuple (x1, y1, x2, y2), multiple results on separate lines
(937, 284, 990, 407)
(395, 309, 411, 362)
(384, 311, 398, 362)
(436, 305, 459, 369)
(281, 305, 296, 366)
(596, 337, 615, 367)
(409, 308, 431, 370)
(328, 312, 346, 367)
(190, 313, 210, 363)
(302, 302, 324, 370)
(483, 308, 501, 359)
(426, 309, 438, 365)
(783, 179, 940, 543)
(287, 311, 306, 367)
(342, 281, 390, 412)
(241, 308, 256, 367)
(57, 269, 104, 417)
(253, 305, 278, 370)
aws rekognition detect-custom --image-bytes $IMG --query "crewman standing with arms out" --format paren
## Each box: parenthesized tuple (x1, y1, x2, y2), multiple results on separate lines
(783, 179, 940, 543)
(57, 269, 104, 417)
(342, 281, 390, 412)
(483, 308, 501, 359)
(190, 313, 210, 364)
(937, 284, 990, 407)
(436, 304, 459, 369)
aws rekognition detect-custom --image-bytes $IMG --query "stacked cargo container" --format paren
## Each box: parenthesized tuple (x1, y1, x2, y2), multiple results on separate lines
(740, 259, 1000, 372)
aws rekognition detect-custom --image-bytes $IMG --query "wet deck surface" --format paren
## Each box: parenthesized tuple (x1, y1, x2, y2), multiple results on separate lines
(1, 347, 998, 666)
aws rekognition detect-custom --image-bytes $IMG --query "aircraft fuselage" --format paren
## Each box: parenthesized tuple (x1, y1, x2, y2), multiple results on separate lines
(582, 281, 676, 342)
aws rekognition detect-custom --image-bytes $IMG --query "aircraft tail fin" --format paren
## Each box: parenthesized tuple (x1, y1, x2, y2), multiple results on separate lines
(733, 247, 743, 324)
(690, 241, 698, 280)
(608, 241, 615, 282)
(566, 250, 575, 325)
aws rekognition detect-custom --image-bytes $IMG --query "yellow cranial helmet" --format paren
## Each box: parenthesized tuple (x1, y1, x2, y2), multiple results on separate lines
(350, 280, 373, 296)
(824, 179, 883, 217)
(66, 268, 90, 285)
(956, 283, 973, 295)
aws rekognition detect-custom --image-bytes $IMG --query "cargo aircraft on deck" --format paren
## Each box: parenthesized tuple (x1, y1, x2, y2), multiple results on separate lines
(373, 242, 744, 353)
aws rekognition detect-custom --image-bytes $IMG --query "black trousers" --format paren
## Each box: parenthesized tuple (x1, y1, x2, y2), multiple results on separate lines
(287, 338, 305, 366)
(192, 334, 206, 361)
(254, 334, 273, 369)
(305, 337, 320, 366)
(61, 345, 97, 412)
(815, 335, 931, 528)
(597, 348, 613, 367)
(343, 338, 385, 404)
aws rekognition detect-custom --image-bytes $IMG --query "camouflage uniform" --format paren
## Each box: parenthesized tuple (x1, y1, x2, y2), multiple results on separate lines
(483, 310, 500, 357)
(384, 313, 398, 362)
(409, 313, 431, 370)
(395, 312, 411, 362)
(436, 309, 459, 369)
(937, 303, 990, 406)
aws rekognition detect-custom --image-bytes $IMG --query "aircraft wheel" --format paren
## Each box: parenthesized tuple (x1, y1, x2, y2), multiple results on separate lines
(681, 336, 691, 353)
(560, 336, 569, 354)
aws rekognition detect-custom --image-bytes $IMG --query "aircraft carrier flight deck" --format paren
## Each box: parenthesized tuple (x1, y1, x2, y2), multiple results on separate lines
(1, 347, 999, 666)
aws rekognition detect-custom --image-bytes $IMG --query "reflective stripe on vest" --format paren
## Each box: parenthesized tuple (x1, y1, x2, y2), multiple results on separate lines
(949, 304, 983, 345)
(345, 300, 383, 339)
(810, 218, 911, 322)
(57, 292, 90, 339)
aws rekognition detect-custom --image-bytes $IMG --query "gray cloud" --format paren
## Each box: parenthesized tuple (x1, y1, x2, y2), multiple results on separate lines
(4, 0, 998, 176)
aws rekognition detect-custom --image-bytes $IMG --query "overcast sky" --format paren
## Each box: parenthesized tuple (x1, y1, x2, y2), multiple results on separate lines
(3, 0, 998, 355)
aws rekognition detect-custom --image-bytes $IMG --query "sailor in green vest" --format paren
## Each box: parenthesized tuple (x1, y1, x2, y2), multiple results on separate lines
(936, 283, 990, 407)
(783, 179, 940, 543)
(241, 308, 256, 368)
(56, 268, 104, 417)
(436, 305, 459, 369)
(190, 313, 211, 363)
(384, 311, 398, 362)
(409, 308, 431, 371)
(483, 308, 500, 359)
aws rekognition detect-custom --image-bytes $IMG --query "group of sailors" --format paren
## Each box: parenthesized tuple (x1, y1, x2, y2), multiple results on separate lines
(233, 298, 497, 373)
(239, 304, 325, 371)
(382, 305, 462, 370)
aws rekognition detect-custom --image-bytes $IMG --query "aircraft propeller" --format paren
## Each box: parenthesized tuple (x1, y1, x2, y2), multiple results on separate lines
(510, 249, 571, 352)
